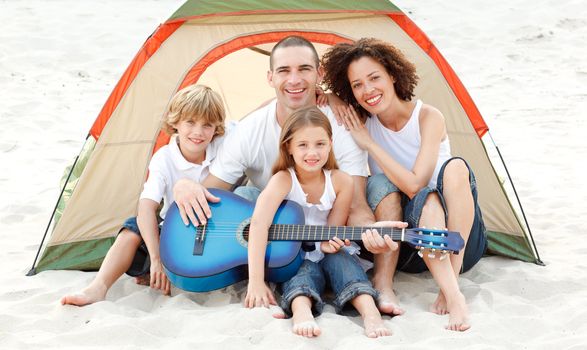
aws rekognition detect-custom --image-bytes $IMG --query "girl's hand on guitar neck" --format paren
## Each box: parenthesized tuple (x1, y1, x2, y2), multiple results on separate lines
(320, 237, 351, 254)
(244, 281, 277, 309)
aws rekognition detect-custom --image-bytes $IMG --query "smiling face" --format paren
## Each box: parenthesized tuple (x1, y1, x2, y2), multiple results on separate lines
(347, 56, 398, 117)
(268, 45, 323, 122)
(287, 125, 332, 174)
(173, 119, 216, 164)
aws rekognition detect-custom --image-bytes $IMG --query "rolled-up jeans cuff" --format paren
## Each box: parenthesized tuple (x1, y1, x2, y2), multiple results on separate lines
(333, 281, 378, 313)
(279, 286, 324, 318)
(366, 173, 400, 212)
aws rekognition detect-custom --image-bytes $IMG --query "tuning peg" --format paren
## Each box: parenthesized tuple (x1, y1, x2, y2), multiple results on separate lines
(418, 248, 424, 258)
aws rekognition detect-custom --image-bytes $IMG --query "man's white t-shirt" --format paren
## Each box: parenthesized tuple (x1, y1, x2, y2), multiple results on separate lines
(140, 134, 224, 219)
(209, 99, 368, 190)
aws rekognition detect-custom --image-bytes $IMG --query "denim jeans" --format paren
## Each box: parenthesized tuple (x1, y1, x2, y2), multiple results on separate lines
(279, 250, 378, 317)
(366, 157, 487, 273)
(233, 185, 261, 202)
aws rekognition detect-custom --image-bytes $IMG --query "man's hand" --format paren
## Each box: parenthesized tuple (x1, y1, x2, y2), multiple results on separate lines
(361, 221, 408, 254)
(173, 179, 220, 226)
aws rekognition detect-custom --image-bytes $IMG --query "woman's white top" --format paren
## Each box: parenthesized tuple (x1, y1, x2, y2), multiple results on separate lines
(366, 100, 452, 187)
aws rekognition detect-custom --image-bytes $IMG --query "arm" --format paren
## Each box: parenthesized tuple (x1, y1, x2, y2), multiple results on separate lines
(321, 170, 353, 253)
(344, 105, 445, 198)
(347, 175, 376, 226)
(136, 198, 170, 295)
(244, 171, 291, 308)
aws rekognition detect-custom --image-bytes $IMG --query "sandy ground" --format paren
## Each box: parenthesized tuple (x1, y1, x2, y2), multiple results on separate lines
(1, 0, 586, 349)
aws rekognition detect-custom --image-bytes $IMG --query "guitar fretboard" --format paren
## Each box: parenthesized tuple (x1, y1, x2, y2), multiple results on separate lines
(266, 224, 404, 242)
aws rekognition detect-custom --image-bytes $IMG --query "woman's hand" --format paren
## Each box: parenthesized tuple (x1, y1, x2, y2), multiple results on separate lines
(342, 105, 373, 150)
(320, 237, 351, 254)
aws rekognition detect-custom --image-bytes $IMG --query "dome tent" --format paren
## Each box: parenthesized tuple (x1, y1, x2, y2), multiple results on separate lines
(29, 0, 541, 275)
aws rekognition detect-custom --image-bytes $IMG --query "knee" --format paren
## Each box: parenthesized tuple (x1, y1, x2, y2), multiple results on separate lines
(442, 159, 470, 189)
(375, 192, 402, 221)
(420, 193, 444, 222)
(117, 229, 142, 246)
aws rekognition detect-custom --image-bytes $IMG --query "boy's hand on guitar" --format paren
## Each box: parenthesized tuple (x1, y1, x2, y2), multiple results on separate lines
(361, 221, 407, 254)
(173, 179, 220, 226)
(320, 237, 351, 254)
(149, 258, 171, 296)
(244, 281, 277, 309)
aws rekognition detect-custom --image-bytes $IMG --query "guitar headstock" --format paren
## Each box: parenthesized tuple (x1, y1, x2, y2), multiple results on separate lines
(403, 228, 465, 258)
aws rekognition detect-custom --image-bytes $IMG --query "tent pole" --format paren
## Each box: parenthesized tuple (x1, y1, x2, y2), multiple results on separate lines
(488, 131, 544, 265)
(27, 136, 86, 276)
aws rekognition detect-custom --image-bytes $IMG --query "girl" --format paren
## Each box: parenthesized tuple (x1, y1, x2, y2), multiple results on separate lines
(321, 38, 487, 331)
(244, 106, 390, 338)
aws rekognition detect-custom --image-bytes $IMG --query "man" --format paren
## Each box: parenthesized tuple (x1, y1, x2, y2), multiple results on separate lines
(173, 36, 405, 315)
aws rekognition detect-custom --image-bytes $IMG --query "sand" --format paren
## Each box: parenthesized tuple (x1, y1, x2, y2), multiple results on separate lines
(1, 0, 586, 349)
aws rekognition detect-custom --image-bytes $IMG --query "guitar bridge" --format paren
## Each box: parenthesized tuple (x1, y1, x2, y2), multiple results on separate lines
(193, 224, 206, 256)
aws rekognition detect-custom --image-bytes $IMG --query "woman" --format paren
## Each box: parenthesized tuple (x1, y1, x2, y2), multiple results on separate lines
(321, 38, 487, 331)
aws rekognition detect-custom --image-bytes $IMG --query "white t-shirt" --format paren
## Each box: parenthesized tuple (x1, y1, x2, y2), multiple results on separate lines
(209, 99, 368, 190)
(366, 100, 451, 187)
(140, 133, 225, 219)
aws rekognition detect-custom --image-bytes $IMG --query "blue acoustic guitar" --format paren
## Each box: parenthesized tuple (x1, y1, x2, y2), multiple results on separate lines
(160, 188, 464, 292)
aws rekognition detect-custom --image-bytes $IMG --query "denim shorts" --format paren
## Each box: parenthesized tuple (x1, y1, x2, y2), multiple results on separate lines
(119, 217, 162, 277)
(233, 185, 261, 202)
(279, 250, 378, 317)
(366, 157, 487, 273)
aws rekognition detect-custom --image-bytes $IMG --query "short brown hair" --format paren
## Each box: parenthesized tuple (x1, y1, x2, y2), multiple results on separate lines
(321, 38, 418, 117)
(272, 106, 338, 174)
(269, 35, 320, 71)
(162, 85, 226, 137)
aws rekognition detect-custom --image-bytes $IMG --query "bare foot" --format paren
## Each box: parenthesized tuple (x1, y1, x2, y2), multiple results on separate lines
(134, 274, 150, 286)
(430, 291, 448, 315)
(363, 314, 392, 338)
(445, 292, 470, 332)
(292, 307, 321, 338)
(60, 283, 107, 306)
(376, 288, 404, 316)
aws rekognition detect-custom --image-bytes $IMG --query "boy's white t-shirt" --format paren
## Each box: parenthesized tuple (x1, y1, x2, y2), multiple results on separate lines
(209, 99, 368, 190)
(139, 132, 225, 219)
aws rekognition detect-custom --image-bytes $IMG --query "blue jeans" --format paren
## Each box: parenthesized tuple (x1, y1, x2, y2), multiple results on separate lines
(233, 185, 261, 202)
(366, 157, 487, 273)
(279, 250, 378, 317)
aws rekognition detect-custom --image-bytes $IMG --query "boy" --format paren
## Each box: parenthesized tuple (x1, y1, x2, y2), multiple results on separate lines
(61, 85, 226, 306)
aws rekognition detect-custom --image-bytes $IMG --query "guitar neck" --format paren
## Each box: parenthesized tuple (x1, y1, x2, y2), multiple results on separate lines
(267, 224, 404, 242)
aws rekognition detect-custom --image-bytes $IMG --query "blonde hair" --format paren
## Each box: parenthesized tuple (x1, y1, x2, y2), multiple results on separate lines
(162, 85, 226, 136)
(272, 106, 338, 174)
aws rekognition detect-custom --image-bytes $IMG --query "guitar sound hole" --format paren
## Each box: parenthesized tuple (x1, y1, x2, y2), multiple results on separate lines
(242, 224, 250, 242)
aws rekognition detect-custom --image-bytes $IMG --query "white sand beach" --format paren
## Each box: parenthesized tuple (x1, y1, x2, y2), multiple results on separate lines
(1, 0, 586, 348)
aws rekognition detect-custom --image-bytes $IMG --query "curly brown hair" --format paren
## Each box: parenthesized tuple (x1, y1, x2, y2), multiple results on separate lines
(321, 38, 418, 117)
